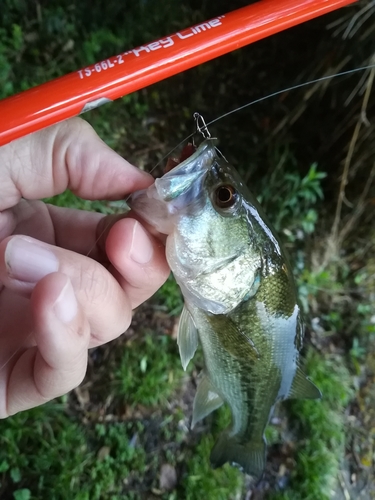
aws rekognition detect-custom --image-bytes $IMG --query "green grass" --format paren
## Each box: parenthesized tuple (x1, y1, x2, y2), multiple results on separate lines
(44, 190, 114, 214)
(114, 333, 185, 407)
(0, 403, 88, 499)
(155, 275, 184, 317)
(0, 334, 251, 500)
(271, 350, 354, 500)
(0, 346, 353, 500)
(0, 335, 179, 499)
(0, 404, 149, 499)
(258, 158, 327, 243)
(182, 406, 244, 500)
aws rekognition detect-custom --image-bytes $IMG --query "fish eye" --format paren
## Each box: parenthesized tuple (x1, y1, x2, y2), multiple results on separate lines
(214, 184, 238, 209)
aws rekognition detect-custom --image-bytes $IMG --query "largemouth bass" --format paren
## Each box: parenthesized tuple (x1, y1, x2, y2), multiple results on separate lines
(129, 138, 321, 479)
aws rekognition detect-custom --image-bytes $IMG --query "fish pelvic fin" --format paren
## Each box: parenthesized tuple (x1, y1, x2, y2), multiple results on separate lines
(191, 374, 223, 429)
(288, 366, 322, 400)
(177, 306, 199, 371)
(210, 433, 266, 480)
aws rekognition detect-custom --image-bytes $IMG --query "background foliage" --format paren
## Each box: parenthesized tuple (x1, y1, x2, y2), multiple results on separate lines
(1, 1, 374, 499)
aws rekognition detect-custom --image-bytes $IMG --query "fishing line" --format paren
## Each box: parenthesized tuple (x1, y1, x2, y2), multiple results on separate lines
(86, 61, 375, 265)
(2, 61, 375, 374)
(206, 62, 375, 128)
(0, 334, 32, 372)
(147, 62, 375, 178)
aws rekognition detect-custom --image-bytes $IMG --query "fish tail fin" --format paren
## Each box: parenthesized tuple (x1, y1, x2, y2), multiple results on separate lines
(210, 433, 266, 480)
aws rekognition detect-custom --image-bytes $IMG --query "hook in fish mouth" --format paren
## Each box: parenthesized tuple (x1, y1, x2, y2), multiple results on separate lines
(193, 112, 212, 140)
(154, 140, 217, 201)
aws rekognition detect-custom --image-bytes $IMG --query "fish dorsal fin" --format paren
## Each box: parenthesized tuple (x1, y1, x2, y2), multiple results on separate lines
(177, 306, 199, 371)
(288, 367, 322, 400)
(192, 375, 224, 429)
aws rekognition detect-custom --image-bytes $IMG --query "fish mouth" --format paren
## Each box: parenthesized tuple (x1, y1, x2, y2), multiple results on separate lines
(129, 140, 219, 234)
(155, 139, 218, 202)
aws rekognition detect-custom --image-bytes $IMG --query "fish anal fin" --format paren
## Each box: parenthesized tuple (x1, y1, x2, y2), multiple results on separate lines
(192, 375, 223, 429)
(288, 367, 322, 400)
(210, 433, 266, 480)
(177, 306, 198, 371)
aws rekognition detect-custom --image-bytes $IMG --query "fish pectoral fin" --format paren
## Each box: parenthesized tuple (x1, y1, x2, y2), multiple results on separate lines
(191, 375, 223, 429)
(177, 306, 199, 371)
(288, 367, 322, 400)
(210, 433, 266, 480)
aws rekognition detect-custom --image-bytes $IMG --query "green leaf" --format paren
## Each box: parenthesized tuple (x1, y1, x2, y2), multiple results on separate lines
(13, 489, 31, 500)
(0, 460, 9, 473)
(10, 467, 21, 483)
(140, 356, 147, 373)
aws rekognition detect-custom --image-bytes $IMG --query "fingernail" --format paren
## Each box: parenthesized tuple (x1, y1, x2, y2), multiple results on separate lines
(5, 237, 59, 283)
(130, 222, 153, 264)
(54, 278, 78, 323)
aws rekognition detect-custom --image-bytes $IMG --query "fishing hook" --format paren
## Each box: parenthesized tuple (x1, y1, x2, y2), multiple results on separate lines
(193, 112, 211, 139)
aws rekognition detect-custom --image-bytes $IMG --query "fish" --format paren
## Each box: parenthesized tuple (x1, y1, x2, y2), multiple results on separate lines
(129, 138, 321, 479)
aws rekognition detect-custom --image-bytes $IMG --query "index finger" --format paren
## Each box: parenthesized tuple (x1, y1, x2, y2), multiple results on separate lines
(0, 118, 153, 211)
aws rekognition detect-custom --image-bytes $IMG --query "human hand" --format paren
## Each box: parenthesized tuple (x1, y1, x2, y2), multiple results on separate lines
(0, 118, 169, 417)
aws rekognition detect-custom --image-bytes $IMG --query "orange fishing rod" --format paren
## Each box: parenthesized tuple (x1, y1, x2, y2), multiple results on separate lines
(0, 0, 357, 146)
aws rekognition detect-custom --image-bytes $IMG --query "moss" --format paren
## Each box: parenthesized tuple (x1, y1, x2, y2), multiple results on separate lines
(271, 350, 354, 500)
(182, 407, 244, 500)
(114, 333, 185, 407)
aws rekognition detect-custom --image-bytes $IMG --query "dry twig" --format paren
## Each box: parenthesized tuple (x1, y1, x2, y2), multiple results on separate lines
(325, 62, 375, 265)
